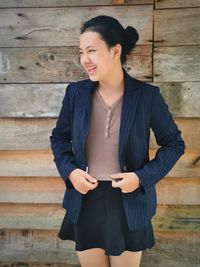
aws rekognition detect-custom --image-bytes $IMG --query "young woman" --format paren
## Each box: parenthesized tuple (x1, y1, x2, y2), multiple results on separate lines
(50, 15, 185, 267)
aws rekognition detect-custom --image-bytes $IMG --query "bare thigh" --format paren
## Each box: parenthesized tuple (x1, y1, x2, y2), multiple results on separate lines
(76, 248, 110, 267)
(109, 250, 142, 267)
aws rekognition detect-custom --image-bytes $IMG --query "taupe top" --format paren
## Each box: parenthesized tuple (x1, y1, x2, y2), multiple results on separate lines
(85, 88, 123, 181)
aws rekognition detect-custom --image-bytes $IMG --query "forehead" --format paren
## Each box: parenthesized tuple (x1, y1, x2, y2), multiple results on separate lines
(79, 31, 106, 49)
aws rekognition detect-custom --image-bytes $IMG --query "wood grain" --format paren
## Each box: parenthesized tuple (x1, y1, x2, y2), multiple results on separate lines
(0, 176, 199, 205)
(0, 46, 152, 82)
(0, 229, 79, 264)
(0, 2, 199, 266)
(154, 46, 200, 82)
(0, 6, 152, 47)
(0, 149, 198, 178)
(0, 203, 199, 231)
(141, 231, 200, 267)
(0, 117, 199, 149)
(0, 82, 199, 117)
(155, 0, 200, 9)
(0, 264, 79, 267)
(153, 82, 200, 117)
(0, 229, 199, 266)
(154, 8, 200, 46)
(0, 0, 153, 8)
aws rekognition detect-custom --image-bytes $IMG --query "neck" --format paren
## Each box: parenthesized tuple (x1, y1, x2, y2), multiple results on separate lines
(98, 67, 124, 95)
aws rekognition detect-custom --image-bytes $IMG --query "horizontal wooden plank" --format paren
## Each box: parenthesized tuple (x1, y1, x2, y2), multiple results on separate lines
(156, 177, 200, 205)
(0, 176, 199, 205)
(141, 231, 200, 267)
(0, 204, 65, 230)
(0, 0, 153, 8)
(150, 118, 200, 149)
(154, 46, 200, 82)
(0, 203, 199, 232)
(0, 82, 199, 118)
(0, 149, 198, 178)
(154, 8, 200, 46)
(0, 46, 152, 83)
(0, 117, 199, 150)
(152, 82, 200, 117)
(0, 263, 79, 267)
(0, 84, 66, 118)
(0, 229, 199, 266)
(0, 229, 79, 265)
(0, 177, 64, 204)
(155, 0, 200, 9)
(0, 6, 152, 47)
(152, 205, 200, 232)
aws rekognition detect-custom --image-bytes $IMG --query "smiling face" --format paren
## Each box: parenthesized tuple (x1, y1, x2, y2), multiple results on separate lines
(79, 31, 121, 82)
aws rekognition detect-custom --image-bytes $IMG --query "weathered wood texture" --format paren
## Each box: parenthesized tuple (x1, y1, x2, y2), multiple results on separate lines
(0, 46, 152, 83)
(0, 6, 152, 47)
(0, 176, 199, 205)
(0, 1, 200, 267)
(0, 264, 79, 267)
(0, 149, 198, 177)
(0, 117, 199, 149)
(0, 230, 199, 266)
(0, 0, 153, 8)
(155, 0, 200, 9)
(0, 229, 79, 265)
(154, 8, 200, 46)
(0, 203, 199, 230)
(0, 82, 199, 117)
(141, 231, 200, 267)
(154, 46, 200, 82)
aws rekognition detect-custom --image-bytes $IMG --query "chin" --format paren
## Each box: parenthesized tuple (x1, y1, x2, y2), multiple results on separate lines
(88, 75, 99, 82)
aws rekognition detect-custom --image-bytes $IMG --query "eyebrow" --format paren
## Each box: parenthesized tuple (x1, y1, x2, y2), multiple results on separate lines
(79, 45, 95, 50)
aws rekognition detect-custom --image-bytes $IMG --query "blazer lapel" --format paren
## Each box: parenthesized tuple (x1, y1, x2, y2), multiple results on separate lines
(119, 72, 141, 162)
(79, 80, 97, 158)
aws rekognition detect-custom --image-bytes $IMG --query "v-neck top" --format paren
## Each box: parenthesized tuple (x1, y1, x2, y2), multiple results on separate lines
(85, 88, 123, 181)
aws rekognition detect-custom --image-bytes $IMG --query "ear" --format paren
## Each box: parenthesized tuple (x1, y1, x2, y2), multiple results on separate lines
(112, 44, 122, 60)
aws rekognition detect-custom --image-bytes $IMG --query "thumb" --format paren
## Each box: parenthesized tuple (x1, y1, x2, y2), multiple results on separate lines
(109, 173, 124, 179)
(112, 179, 123, 188)
(110, 173, 123, 183)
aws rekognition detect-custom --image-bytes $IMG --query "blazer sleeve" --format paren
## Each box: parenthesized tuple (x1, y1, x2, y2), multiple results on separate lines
(49, 83, 77, 189)
(134, 86, 185, 192)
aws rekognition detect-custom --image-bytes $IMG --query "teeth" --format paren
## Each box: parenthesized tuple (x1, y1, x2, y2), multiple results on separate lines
(87, 66, 96, 71)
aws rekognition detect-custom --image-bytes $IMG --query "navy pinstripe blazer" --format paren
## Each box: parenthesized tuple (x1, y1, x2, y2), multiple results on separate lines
(50, 68, 185, 231)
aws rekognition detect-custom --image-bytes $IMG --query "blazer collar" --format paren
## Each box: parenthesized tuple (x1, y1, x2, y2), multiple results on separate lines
(80, 67, 141, 162)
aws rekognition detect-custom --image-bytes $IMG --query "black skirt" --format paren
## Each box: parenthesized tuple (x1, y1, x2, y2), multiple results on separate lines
(58, 181, 155, 256)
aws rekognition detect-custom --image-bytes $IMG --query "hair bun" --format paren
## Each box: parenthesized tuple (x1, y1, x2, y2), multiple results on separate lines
(124, 26, 139, 54)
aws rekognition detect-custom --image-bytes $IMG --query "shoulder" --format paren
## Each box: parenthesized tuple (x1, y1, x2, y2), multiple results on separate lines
(131, 76, 160, 95)
(124, 68, 160, 96)
(66, 78, 90, 92)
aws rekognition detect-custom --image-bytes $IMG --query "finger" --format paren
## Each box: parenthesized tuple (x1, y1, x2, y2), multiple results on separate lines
(112, 179, 123, 188)
(90, 182, 99, 190)
(109, 173, 124, 179)
(83, 177, 98, 189)
(85, 173, 98, 183)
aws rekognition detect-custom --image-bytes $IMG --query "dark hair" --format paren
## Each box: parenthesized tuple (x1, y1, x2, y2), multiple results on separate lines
(80, 15, 139, 65)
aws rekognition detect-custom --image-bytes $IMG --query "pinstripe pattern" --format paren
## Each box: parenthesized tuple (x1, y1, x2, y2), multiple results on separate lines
(50, 68, 185, 231)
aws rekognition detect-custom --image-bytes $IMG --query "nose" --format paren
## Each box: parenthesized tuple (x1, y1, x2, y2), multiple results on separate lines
(80, 54, 92, 65)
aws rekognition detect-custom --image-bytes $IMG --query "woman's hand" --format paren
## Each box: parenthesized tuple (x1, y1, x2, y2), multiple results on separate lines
(109, 172, 140, 193)
(68, 168, 98, 194)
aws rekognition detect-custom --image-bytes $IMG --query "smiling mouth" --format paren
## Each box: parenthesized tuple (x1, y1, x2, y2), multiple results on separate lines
(85, 66, 97, 74)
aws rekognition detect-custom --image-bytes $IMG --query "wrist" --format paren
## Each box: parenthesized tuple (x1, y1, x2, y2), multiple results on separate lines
(133, 172, 145, 194)
(68, 168, 79, 181)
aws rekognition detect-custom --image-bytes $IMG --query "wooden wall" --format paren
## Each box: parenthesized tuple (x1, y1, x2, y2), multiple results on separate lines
(0, 0, 199, 266)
